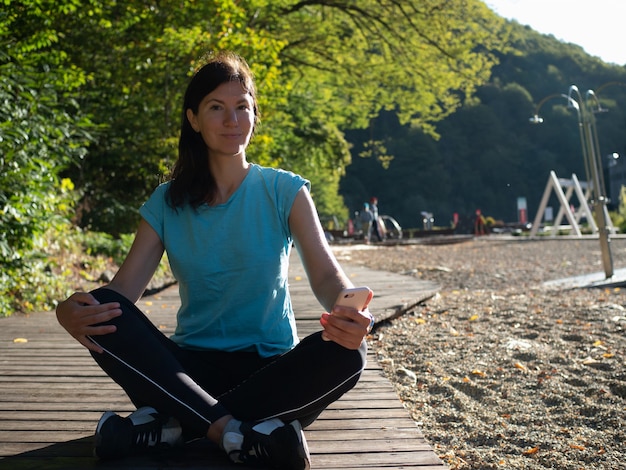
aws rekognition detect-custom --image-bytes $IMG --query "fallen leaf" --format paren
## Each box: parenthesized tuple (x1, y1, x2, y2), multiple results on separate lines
(144, 301, 153, 306)
(13, 338, 28, 343)
(522, 446, 539, 455)
(514, 362, 527, 371)
(396, 366, 417, 385)
(569, 444, 585, 451)
(469, 314, 479, 321)
(472, 369, 486, 377)
(582, 356, 600, 365)
(505, 339, 532, 350)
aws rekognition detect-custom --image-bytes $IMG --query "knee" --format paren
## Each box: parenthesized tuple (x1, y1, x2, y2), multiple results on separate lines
(90, 287, 130, 305)
(334, 336, 368, 373)
(301, 331, 368, 373)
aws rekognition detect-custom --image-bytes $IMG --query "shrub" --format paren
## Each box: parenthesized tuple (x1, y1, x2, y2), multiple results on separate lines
(0, 57, 94, 316)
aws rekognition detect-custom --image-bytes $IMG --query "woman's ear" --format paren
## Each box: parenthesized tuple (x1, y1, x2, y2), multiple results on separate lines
(186, 109, 199, 132)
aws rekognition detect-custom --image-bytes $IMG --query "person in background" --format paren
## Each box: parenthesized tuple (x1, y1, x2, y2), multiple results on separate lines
(359, 202, 374, 243)
(369, 197, 384, 242)
(55, 51, 374, 470)
(474, 208, 486, 235)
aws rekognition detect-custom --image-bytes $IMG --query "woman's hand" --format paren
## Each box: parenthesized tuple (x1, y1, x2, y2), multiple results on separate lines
(319, 305, 374, 350)
(55, 220, 164, 354)
(55, 292, 122, 353)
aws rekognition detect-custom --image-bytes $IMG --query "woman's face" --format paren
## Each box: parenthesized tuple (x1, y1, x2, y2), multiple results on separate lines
(186, 81, 255, 159)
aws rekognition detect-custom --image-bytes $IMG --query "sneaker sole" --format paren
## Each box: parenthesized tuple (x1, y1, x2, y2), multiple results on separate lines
(93, 408, 159, 460)
(289, 420, 311, 470)
(93, 411, 125, 459)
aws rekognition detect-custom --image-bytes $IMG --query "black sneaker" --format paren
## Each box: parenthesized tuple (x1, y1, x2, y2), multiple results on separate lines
(223, 418, 310, 469)
(93, 406, 183, 460)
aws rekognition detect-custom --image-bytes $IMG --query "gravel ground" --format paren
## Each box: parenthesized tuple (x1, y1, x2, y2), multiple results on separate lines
(348, 236, 626, 470)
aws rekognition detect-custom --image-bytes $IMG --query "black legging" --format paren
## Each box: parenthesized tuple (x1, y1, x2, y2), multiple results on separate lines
(88, 287, 367, 439)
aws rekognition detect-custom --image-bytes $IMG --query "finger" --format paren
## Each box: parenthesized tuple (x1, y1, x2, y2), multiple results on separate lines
(69, 292, 101, 306)
(77, 335, 104, 354)
(68, 310, 119, 341)
(81, 327, 116, 354)
(320, 314, 341, 341)
(77, 304, 122, 327)
(330, 305, 360, 320)
(320, 314, 363, 349)
(329, 307, 371, 331)
(322, 312, 359, 335)
(363, 290, 374, 309)
(320, 315, 335, 342)
(322, 329, 361, 350)
(84, 302, 121, 316)
(85, 324, 118, 336)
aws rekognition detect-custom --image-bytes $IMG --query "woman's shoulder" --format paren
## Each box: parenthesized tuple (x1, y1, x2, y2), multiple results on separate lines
(251, 164, 309, 188)
(252, 163, 296, 178)
(147, 181, 171, 199)
(142, 181, 172, 208)
(154, 180, 172, 192)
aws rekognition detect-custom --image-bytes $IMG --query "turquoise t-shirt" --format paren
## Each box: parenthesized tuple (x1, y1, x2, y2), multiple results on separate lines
(139, 164, 310, 357)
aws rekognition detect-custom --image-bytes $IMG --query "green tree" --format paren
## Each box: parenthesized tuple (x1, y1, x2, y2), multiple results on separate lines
(253, 0, 507, 223)
(341, 20, 626, 229)
(0, 0, 510, 314)
(0, 57, 94, 315)
(263, 0, 506, 131)
(50, 0, 507, 232)
(52, 0, 286, 234)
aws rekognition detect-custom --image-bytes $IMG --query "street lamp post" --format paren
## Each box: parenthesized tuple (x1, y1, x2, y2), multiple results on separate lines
(568, 86, 613, 278)
(531, 85, 614, 279)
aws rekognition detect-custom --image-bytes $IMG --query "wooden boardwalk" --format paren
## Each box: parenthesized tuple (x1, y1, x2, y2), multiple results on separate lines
(0, 251, 447, 469)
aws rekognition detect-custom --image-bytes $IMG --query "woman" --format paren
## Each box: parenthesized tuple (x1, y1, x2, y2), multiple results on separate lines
(56, 51, 374, 470)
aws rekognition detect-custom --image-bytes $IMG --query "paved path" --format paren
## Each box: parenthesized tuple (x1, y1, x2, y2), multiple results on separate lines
(0, 247, 446, 469)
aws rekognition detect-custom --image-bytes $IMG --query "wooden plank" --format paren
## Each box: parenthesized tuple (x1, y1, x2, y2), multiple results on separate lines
(0, 255, 447, 469)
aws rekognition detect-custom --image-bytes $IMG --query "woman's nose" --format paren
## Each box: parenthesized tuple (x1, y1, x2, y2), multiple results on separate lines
(223, 109, 238, 126)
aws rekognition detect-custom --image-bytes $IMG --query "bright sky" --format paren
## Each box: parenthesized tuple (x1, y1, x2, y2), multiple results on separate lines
(485, 0, 626, 65)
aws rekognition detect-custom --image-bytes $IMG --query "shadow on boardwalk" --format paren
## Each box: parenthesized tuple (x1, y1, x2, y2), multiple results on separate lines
(0, 250, 447, 469)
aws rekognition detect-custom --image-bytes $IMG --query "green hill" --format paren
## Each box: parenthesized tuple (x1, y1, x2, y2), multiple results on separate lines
(340, 20, 626, 231)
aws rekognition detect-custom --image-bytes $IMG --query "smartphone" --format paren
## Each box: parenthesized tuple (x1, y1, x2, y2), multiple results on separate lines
(335, 286, 373, 311)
